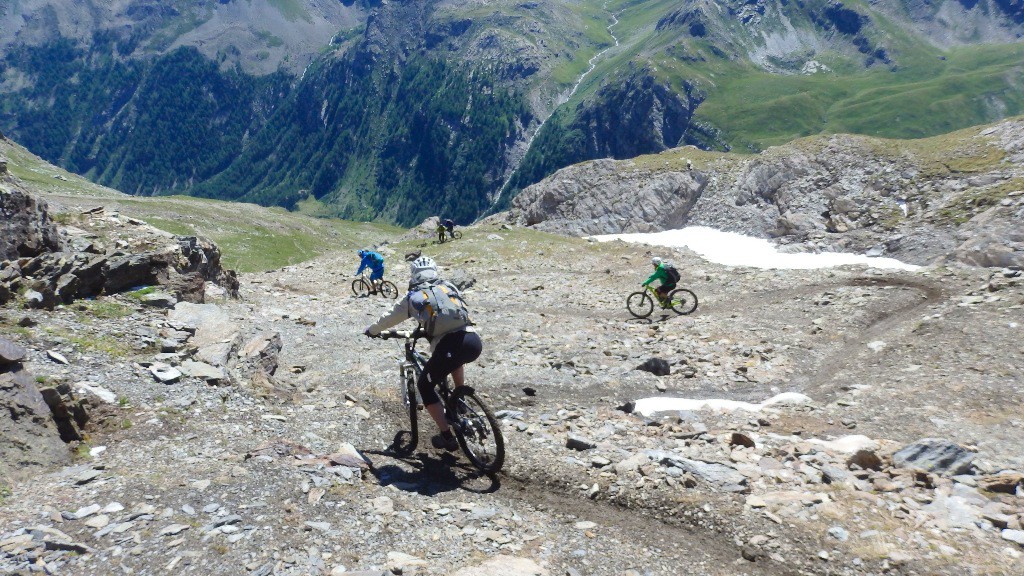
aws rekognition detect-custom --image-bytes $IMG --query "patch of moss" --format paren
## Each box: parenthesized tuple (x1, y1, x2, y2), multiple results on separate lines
(125, 286, 158, 300)
(933, 178, 1023, 225)
(79, 299, 134, 320)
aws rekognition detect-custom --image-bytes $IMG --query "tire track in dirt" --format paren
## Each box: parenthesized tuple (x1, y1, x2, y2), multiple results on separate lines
(716, 274, 947, 403)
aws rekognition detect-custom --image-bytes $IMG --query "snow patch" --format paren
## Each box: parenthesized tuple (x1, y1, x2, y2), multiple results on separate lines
(634, 392, 812, 416)
(591, 226, 921, 271)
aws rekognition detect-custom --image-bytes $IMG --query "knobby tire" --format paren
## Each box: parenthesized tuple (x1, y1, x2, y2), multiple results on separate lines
(626, 291, 654, 318)
(403, 369, 419, 454)
(451, 231, 463, 240)
(668, 288, 698, 315)
(448, 387, 505, 474)
(352, 278, 370, 297)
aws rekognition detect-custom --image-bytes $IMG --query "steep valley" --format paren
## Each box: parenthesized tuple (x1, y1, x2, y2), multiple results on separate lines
(2, 130, 1024, 575)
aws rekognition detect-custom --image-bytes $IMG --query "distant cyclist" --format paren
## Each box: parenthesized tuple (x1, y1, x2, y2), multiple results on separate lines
(364, 256, 480, 451)
(355, 249, 386, 294)
(436, 218, 456, 243)
(642, 256, 680, 304)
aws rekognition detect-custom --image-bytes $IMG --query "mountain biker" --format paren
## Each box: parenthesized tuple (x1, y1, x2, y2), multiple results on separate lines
(443, 218, 455, 238)
(355, 249, 386, 294)
(642, 256, 678, 304)
(363, 256, 481, 451)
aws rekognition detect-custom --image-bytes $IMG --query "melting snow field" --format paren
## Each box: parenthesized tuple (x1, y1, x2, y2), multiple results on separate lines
(592, 226, 921, 271)
(633, 392, 813, 416)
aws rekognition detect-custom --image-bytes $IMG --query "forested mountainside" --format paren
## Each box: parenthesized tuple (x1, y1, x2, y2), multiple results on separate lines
(1, 0, 1023, 225)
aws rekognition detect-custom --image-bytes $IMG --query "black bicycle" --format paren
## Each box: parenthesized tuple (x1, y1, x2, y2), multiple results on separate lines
(352, 271, 398, 299)
(373, 328, 505, 474)
(627, 285, 698, 318)
(436, 226, 463, 243)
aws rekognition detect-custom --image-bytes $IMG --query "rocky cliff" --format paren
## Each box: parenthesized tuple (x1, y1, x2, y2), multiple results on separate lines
(0, 155, 61, 261)
(505, 117, 1024, 268)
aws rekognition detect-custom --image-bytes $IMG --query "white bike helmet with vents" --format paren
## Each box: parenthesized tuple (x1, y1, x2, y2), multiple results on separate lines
(409, 256, 439, 286)
(651, 257, 663, 267)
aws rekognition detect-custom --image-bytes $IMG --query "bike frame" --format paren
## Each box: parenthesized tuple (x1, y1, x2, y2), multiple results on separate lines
(400, 331, 454, 406)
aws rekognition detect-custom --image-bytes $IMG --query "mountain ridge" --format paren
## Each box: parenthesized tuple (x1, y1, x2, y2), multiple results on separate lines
(1, 0, 1023, 224)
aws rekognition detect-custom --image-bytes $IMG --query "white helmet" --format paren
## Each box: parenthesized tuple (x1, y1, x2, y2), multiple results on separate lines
(651, 257, 663, 267)
(409, 256, 439, 286)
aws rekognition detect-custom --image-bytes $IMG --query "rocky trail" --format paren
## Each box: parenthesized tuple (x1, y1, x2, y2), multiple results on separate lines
(2, 197, 1024, 575)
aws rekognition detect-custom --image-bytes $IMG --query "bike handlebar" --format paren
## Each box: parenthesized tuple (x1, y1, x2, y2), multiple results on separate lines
(371, 328, 426, 340)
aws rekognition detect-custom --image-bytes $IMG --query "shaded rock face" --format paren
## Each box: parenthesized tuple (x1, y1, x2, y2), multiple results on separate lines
(0, 171, 62, 261)
(511, 159, 707, 235)
(572, 72, 705, 161)
(0, 338, 69, 481)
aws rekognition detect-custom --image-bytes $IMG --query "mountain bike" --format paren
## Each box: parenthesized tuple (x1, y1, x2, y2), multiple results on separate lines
(352, 272, 398, 299)
(627, 285, 698, 318)
(372, 328, 505, 474)
(436, 227, 463, 243)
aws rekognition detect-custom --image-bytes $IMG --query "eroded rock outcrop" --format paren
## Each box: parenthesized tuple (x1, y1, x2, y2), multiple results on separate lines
(506, 118, 1024, 268)
(1, 179, 239, 307)
(0, 338, 69, 482)
(0, 161, 62, 262)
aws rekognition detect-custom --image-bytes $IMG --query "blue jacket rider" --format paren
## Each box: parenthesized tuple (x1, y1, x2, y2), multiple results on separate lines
(356, 249, 385, 285)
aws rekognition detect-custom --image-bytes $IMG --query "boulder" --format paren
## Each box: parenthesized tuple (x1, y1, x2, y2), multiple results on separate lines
(892, 438, 975, 476)
(239, 331, 282, 379)
(655, 452, 748, 492)
(0, 175, 61, 261)
(0, 338, 69, 480)
(0, 339, 27, 363)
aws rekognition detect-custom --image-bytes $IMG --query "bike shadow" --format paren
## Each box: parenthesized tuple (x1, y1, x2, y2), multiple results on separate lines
(624, 313, 677, 325)
(361, 435, 501, 496)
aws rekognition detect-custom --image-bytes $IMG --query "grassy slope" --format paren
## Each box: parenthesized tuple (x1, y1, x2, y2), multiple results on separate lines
(1, 139, 402, 273)
(571, 0, 1024, 152)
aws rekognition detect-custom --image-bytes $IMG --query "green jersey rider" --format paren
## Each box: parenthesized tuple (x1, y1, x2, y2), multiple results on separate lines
(642, 257, 677, 304)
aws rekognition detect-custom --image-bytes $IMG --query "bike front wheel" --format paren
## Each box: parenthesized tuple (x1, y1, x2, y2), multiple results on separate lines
(448, 387, 505, 474)
(352, 278, 370, 297)
(626, 291, 654, 318)
(451, 230, 462, 240)
(668, 288, 698, 315)
(399, 368, 419, 454)
(380, 280, 399, 299)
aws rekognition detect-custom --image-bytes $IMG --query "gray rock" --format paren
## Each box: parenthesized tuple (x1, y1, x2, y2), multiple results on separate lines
(893, 438, 975, 476)
(1002, 529, 1024, 546)
(847, 449, 882, 471)
(0, 338, 27, 364)
(149, 364, 183, 384)
(141, 292, 178, 308)
(180, 360, 226, 382)
(827, 526, 849, 541)
(1, 360, 69, 479)
(0, 179, 62, 261)
(655, 452, 748, 492)
(566, 435, 597, 451)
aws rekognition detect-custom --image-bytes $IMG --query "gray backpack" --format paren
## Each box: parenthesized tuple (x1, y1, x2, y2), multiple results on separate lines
(408, 281, 472, 338)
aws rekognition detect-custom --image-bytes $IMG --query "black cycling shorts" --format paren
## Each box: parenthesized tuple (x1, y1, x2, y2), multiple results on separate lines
(418, 330, 483, 406)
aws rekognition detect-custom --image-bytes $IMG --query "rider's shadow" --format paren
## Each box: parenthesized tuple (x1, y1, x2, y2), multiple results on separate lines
(362, 442, 500, 495)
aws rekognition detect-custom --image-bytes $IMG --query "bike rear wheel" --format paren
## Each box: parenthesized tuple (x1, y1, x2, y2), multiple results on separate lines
(380, 280, 399, 299)
(668, 288, 698, 315)
(448, 387, 505, 474)
(352, 278, 370, 297)
(626, 291, 654, 318)
(397, 364, 417, 450)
